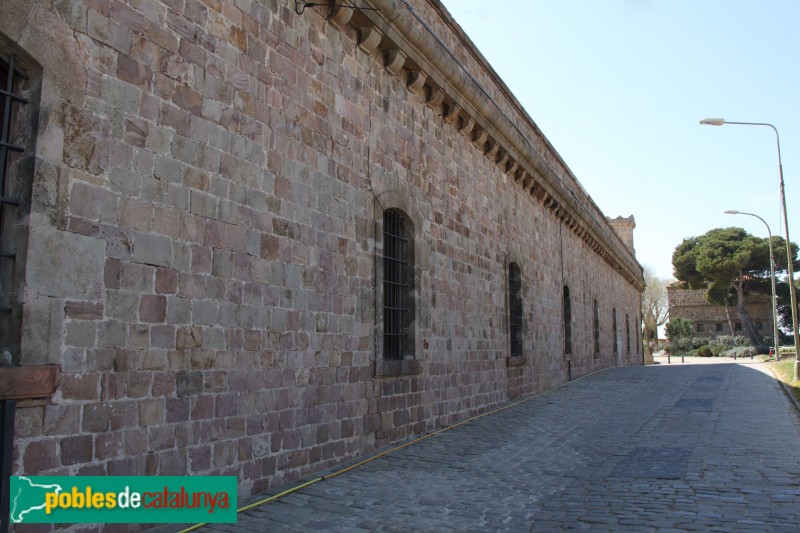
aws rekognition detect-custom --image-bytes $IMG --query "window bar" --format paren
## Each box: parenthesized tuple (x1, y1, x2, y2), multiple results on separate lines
(384, 211, 408, 360)
(508, 264, 522, 357)
(0, 55, 25, 533)
(0, 55, 25, 316)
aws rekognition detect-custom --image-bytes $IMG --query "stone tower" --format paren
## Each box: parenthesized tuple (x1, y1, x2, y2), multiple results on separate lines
(608, 215, 636, 254)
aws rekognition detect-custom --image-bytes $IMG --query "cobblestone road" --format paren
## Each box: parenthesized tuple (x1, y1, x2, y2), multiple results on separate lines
(201, 361, 800, 532)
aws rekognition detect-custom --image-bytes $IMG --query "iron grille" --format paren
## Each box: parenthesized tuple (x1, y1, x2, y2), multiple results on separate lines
(383, 210, 409, 360)
(0, 56, 26, 314)
(563, 285, 571, 355)
(626, 314, 630, 354)
(508, 263, 522, 357)
(612, 309, 618, 355)
(593, 300, 600, 354)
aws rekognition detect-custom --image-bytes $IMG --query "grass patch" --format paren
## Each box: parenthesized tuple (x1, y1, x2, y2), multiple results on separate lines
(765, 359, 800, 403)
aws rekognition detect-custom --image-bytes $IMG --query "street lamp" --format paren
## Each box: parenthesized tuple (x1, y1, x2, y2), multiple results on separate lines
(702, 118, 799, 379)
(724, 210, 780, 360)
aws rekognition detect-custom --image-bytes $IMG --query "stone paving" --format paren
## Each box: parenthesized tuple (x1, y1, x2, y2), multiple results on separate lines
(198, 360, 800, 532)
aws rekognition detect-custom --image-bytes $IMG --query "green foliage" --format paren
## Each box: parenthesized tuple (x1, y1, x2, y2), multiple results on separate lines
(710, 343, 727, 356)
(691, 337, 707, 349)
(668, 335, 755, 357)
(709, 335, 734, 348)
(723, 346, 757, 358)
(708, 334, 751, 348)
(733, 335, 750, 346)
(665, 318, 693, 340)
(673, 227, 798, 346)
(672, 227, 796, 305)
(766, 359, 800, 400)
(696, 345, 713, 357)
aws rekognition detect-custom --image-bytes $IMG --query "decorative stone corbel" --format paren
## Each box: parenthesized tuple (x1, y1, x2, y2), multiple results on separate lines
(427, 87, 445, 110)
(472, 129, 488, 148)
(496, 151, 509, 168)
(328, 5, 353, 29)
(485, 142, 500, 160)
(444, 103, 461, 125)
(506, 161, 519, 177)
(407, 70, 427, 96)
(358, 25, 383, 54)
(530, 183, 545, 202)
(522, 173, 534, 190)
(385, 49, 406, 77)
(459, 117, 475, 136)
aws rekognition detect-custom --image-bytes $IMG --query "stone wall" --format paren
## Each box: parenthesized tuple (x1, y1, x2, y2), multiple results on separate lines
(667, 286, 773, 338)
(3, 0, 643, 509)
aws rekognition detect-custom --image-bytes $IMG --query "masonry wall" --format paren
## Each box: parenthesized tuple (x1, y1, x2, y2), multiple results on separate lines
(667, 286, 773, 338)
(3, 0, 643, 511)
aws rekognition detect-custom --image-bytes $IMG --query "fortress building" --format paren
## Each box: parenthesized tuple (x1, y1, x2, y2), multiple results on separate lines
(0, 0, 643, 518)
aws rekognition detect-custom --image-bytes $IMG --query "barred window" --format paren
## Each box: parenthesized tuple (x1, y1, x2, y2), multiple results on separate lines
(0, 54, 32, 361)
(626, 313, 630, 355)
(593, 299, 600, 355)
(612, 308, 618, 355)
(563, 285, 571, 355)
(508, 263, 522, 358)
(716, 322, 723, 332)
(383, 209, 414, 360)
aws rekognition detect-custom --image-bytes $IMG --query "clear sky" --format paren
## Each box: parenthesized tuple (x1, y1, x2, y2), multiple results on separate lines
(441, 0, 800, 281)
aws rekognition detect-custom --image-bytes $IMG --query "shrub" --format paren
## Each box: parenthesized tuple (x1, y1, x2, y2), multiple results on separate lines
(674, 337, 693, 353)
(710, 343, 727, 356)
(691, 337, 707, 349)
(709, 335, 734, 348)
(734, 335, 750, 347)
(696, 345, 713, 357)
(722, 346, 756, 358)
(666, 318, 693, 341)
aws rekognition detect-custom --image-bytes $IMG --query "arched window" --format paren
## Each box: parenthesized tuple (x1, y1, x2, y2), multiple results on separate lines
(593, 299, 600, 355)
(563, 285, 571, 355)
(612, 308, 618, 356)
(508, 263, 522, 358)
(383, 209, 414, 360)
(626, 313, 630, 355)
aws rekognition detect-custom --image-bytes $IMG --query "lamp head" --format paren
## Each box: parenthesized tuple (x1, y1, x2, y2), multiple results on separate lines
(700, 118, 726, 126)
(724, 210, 740, 215)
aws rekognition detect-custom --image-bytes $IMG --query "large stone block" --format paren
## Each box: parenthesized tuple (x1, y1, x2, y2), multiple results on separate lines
(27, 225, 105, 299)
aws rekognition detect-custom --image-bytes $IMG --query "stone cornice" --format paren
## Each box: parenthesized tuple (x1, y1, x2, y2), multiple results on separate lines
(324, 0, 644, 291)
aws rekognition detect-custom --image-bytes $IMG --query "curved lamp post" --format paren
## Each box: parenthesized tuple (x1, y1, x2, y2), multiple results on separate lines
(702, 118, 799, 378)
(724, 210, 780, 360)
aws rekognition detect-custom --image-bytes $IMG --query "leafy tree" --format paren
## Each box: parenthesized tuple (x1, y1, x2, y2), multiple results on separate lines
(642, 266, 670, 344)
(672, 227, 797, 346)
(665, 317, 693, 341)
(776, 277, 800, 336)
